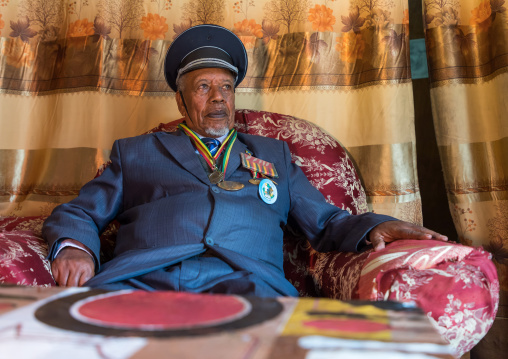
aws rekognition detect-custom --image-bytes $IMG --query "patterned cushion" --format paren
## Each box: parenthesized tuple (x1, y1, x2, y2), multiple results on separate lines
(0, 217, 54, 287)
(357, 239, 499, 356)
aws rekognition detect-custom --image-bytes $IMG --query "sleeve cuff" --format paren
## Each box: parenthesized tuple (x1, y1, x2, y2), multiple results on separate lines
(54, 241, 94, 259)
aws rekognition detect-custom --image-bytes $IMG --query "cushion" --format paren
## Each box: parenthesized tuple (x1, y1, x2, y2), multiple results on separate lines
(0, 216, 54, 286)
(357, 239, 499, 356)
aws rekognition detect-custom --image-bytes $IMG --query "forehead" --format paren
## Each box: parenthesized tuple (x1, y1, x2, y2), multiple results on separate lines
(184, 67, 235, 84)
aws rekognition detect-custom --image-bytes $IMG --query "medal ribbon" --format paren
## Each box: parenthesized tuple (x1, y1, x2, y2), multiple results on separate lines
(240, 152, 279, 178)
(178, 123, 237, 178)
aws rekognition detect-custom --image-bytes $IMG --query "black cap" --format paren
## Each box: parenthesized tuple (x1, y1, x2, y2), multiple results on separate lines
(164, 24, 248, 92)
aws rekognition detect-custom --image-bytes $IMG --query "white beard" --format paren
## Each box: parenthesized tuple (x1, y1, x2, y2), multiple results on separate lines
(205, 125, 230, 137)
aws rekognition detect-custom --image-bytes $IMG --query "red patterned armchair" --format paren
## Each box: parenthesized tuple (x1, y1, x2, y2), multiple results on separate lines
(0, 109, 499, 357)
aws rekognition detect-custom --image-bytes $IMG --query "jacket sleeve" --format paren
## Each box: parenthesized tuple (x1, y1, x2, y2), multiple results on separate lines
(284, 141, 396, 253)
(42, 140, 125, 268)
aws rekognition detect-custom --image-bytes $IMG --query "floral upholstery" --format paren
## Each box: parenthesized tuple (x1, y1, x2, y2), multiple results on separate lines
(0, 109, 499, 357)
(0, 216, 54, 287)
(358, 239, 499, 356)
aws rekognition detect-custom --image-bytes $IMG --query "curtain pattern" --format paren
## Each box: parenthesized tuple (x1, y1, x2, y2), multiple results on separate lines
(423, 0, 508, 309)
(0, 1, 421, 228)
(0, 0, 412, 95)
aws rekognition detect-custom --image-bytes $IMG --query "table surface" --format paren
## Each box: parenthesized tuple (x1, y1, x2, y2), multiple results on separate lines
(0, 285, 455, 359)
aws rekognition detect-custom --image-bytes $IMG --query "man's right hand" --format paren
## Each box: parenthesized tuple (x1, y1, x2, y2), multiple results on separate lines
(51, 246, 95, 287)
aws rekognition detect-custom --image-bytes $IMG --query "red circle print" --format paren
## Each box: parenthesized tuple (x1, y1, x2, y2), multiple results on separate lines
(70, 290, 251, 330)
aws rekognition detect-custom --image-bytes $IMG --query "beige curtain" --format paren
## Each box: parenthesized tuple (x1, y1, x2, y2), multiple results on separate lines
(0, 0, 420, 226)
(423, 0, 508, 312)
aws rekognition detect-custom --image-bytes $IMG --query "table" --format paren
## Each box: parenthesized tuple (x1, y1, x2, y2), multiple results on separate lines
(0, 285, 455, 359)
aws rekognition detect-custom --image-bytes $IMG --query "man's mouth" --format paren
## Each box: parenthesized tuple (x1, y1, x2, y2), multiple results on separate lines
(206, 110, 228, 119)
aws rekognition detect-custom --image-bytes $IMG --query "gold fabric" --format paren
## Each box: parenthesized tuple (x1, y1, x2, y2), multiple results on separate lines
(441, 137, 508, 200)
(0, 148, 111, 216)
(0, 0, 421, 225)
(423, 1, 508, 300)
(424, 0, 508, 86)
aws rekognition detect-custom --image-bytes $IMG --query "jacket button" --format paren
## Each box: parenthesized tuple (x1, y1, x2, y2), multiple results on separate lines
(205, 237, 214, 245)
(212, 187, 220, 193)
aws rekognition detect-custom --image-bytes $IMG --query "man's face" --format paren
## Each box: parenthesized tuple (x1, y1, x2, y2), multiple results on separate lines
(176, 67, 236, 138)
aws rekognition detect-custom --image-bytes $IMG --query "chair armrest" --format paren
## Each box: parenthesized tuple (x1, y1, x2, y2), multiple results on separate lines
(312, 250, 371, 300)
(283, 226, 372, 299)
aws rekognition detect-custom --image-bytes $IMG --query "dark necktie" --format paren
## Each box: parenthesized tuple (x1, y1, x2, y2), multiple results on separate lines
(201, 137, 221, 156)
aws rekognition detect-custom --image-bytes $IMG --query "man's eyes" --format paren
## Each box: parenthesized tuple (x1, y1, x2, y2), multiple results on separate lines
(195, 84, 233, 93)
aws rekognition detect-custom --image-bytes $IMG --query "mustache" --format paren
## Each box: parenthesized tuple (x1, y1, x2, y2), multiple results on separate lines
(205, 108, 229, 117)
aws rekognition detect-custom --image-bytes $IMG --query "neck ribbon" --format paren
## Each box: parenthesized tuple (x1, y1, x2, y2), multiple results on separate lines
(178, 123, 237, 179)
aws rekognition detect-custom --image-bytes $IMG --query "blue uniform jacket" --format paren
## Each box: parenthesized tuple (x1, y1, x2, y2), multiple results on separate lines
(42, 130, 395, 296)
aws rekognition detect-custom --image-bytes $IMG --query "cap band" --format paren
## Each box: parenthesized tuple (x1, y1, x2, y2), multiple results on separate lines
(177, 59, 239, 86)
(175, 46, 239, 87)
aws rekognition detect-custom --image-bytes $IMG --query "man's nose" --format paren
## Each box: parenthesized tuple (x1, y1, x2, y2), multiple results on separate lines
(209, 85, 225, 102)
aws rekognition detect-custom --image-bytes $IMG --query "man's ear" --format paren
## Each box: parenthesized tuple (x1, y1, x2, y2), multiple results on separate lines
(175, 91, 186, 117)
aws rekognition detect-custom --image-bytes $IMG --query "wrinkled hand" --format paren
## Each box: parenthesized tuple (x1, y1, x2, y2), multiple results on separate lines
(368, 220, 448, 252)
(51, 246, 95, 287)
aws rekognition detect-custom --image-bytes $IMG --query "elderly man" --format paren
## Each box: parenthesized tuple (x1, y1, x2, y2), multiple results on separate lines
(43, 25, 447, 297)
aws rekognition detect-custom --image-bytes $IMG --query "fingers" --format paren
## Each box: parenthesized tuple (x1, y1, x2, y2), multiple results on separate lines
(51, 260, 78, 287)
(373, 221, 448, 241)
(427, 230, 448, 241)
(397, 228, 432, 241)
(372, 239, 385, 252)
(78, 268, 94, 287)
(50, 247, 95, 287)
(401, 226, 448, 242)
(368, 220, 449, 252)
(51, 261, 64, 286)
(52, 263, 93, 287)
(64, 268, 80, 287)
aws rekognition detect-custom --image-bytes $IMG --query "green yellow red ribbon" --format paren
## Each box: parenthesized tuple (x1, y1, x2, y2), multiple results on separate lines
(178, 123, 237, 179)
(240, 152, 279, 178)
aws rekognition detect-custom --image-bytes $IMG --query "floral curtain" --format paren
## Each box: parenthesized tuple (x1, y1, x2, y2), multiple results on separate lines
(0, 1, 419, 227)
(423, 0, 508, 316)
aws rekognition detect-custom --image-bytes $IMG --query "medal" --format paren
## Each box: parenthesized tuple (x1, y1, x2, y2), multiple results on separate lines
(249, 179, 261, 185)
(259, 179, 277, 204)
(218, 181, 245, 191)
(208, 170, 224, 184)
(261, 173, 277, 185)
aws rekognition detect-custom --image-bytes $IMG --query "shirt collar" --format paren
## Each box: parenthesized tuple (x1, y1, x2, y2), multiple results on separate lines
(196, 133, 228, 144)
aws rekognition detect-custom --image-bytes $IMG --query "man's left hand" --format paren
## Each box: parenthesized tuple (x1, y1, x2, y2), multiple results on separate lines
(369, 221, 448, 252)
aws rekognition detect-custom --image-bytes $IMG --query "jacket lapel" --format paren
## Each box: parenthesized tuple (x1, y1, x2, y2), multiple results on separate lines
(154, 130, 211, 184)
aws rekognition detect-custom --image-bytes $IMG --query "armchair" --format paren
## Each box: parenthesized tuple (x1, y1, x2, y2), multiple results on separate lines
(0, 109, 498, 357)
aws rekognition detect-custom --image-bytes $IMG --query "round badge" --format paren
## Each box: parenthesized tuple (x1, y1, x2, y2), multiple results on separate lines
(258, 179, 277, 204)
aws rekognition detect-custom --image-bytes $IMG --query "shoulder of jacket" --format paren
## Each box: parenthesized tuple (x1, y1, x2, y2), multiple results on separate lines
(117, 130, 178, 145)
(237, 132, 284, 146)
